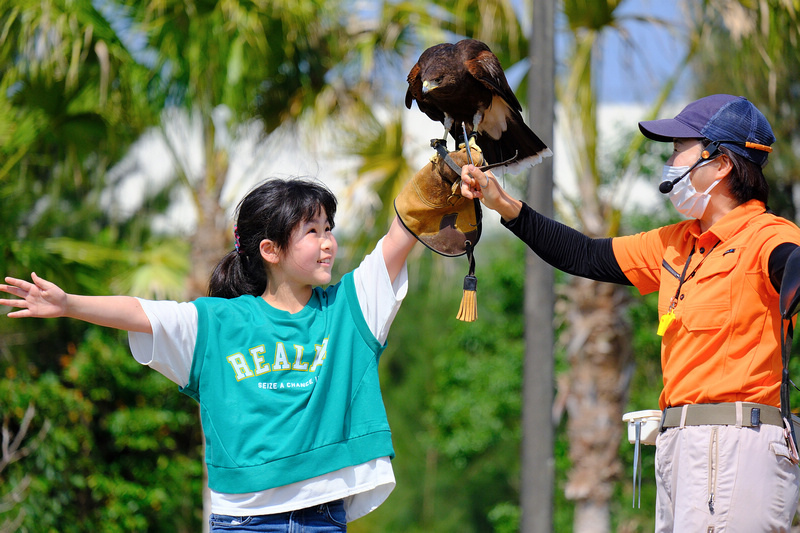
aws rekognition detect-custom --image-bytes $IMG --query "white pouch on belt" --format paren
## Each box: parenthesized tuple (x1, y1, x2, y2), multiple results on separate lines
(622, 409, 662, 508)
(623, 410, 662, 445)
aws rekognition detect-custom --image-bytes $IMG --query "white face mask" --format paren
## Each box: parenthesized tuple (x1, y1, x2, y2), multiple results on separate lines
(661, 163, 722, 219)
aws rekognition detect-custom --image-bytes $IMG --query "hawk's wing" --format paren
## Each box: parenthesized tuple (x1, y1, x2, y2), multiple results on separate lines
(462, 44, 523, 113)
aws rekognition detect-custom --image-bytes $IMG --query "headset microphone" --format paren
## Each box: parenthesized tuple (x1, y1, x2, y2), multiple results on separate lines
(659, 173, 685, 194)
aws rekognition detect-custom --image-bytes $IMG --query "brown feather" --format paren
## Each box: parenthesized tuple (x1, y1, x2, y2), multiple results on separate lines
(406, 39, 552, 172)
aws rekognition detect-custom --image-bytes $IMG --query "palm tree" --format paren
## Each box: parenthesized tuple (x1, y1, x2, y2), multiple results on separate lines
(552, 1, 693, 530)
(120, 1, 343, 299)
(0, 1, 156, 184)
(0, 0, 161, 288)
(0, 3, 195, 529)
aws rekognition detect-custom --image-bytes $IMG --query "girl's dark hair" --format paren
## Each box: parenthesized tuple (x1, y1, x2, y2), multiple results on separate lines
(705, 140, 770, 204)
(208, 178, 337, 298)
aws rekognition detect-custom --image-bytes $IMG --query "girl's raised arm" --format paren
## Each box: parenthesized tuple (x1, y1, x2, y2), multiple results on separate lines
(1, 273, 152, 333)
(382, 216, 417, 284)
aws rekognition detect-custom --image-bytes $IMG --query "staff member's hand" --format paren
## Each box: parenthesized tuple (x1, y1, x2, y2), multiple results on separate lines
(460, 164, 523, 221)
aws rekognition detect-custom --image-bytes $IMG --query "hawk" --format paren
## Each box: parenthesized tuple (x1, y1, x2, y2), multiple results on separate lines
(406, 39, 552, 174)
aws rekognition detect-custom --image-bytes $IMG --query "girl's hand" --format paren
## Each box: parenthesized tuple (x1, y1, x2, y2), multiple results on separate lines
(0, 273, 68, 318)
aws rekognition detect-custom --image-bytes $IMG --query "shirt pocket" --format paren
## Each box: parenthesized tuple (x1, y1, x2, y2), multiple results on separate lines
(679, 250, 738, 331)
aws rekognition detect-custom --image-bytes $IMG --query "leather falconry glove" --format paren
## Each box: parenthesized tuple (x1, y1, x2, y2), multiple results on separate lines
(394, 144, 483, 322)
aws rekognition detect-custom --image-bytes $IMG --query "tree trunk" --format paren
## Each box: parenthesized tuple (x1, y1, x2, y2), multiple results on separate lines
(522, 0, 556, 530)
(185, 128, 231, 533)
(186, 132, 230, 300)
(186, 185, 229, 299)
(560, 277, 634, 533)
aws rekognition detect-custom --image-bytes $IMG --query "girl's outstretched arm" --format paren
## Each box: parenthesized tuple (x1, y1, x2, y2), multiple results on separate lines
(1, 273, 152, 333)
(382, 216, 417, 284)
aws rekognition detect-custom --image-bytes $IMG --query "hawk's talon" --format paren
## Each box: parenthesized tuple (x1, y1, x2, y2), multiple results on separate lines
(431, 138, 448, 150)
(468, 136, 482, 153)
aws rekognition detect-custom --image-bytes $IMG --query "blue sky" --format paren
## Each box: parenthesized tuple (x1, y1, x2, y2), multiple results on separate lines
(594, 0, 690, 103)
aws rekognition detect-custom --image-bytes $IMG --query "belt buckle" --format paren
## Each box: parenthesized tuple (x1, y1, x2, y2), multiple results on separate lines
(750, 407, 761, 427)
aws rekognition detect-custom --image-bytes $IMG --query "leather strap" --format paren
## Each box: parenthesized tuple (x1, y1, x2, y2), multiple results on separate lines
(429, 138, 520, 174)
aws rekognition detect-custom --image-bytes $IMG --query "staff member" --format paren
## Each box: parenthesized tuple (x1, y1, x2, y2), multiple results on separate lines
(461, 94, 800, 532)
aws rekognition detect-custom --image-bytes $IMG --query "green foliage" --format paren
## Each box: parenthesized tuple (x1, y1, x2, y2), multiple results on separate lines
(344, 239, 522, 532)
(0, 328, 203, 532)
(123, 0, 360, 132)
(563, 0, 621, 31)
(353, 238, 545, 533)
(691, 0, 800, 219)
(1, 0, 740, 531)
(487, 501, 521, 533)
(0, 0, 157, 184)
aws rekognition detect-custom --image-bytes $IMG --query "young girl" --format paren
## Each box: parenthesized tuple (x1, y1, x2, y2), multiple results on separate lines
(1, 177, 418, 532)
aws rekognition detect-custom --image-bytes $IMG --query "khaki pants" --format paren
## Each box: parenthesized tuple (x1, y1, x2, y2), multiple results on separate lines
(655, 424, 800, 532)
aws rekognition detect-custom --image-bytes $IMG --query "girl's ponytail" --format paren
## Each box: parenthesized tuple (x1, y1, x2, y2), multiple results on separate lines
(207, 250, 266, 298)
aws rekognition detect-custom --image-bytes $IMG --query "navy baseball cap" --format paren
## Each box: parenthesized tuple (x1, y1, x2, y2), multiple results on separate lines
(638, 94, 775, 167)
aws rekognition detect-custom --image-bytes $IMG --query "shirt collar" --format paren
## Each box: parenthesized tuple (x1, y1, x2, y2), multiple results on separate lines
(685, 199, 767, 244)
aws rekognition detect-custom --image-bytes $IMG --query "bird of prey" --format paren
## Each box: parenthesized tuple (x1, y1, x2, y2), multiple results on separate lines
(406, 39, 552, 174)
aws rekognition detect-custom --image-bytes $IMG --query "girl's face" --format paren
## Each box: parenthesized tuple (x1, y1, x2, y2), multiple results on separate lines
(280, 208, 337, 287)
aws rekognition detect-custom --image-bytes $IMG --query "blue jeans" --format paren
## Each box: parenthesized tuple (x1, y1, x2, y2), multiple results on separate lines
(209, 499, 347, 532)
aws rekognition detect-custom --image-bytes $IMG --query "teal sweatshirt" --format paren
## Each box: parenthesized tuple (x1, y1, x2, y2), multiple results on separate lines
(181, 273, 394, 494)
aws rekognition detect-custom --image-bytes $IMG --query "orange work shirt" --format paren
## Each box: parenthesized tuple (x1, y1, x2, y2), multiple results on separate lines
(613, 200, 800, 409)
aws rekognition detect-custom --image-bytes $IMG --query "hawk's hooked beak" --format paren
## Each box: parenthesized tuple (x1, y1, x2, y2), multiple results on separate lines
(422, 80, 438, 94)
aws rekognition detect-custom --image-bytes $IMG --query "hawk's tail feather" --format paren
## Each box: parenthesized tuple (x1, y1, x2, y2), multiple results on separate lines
(476, 114, 552, 174)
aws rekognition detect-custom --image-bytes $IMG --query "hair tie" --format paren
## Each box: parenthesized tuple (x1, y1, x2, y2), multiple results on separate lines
(234, 225, 241, 254)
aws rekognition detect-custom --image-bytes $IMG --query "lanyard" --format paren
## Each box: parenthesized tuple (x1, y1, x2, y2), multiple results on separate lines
(657, 239, 722, 336)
